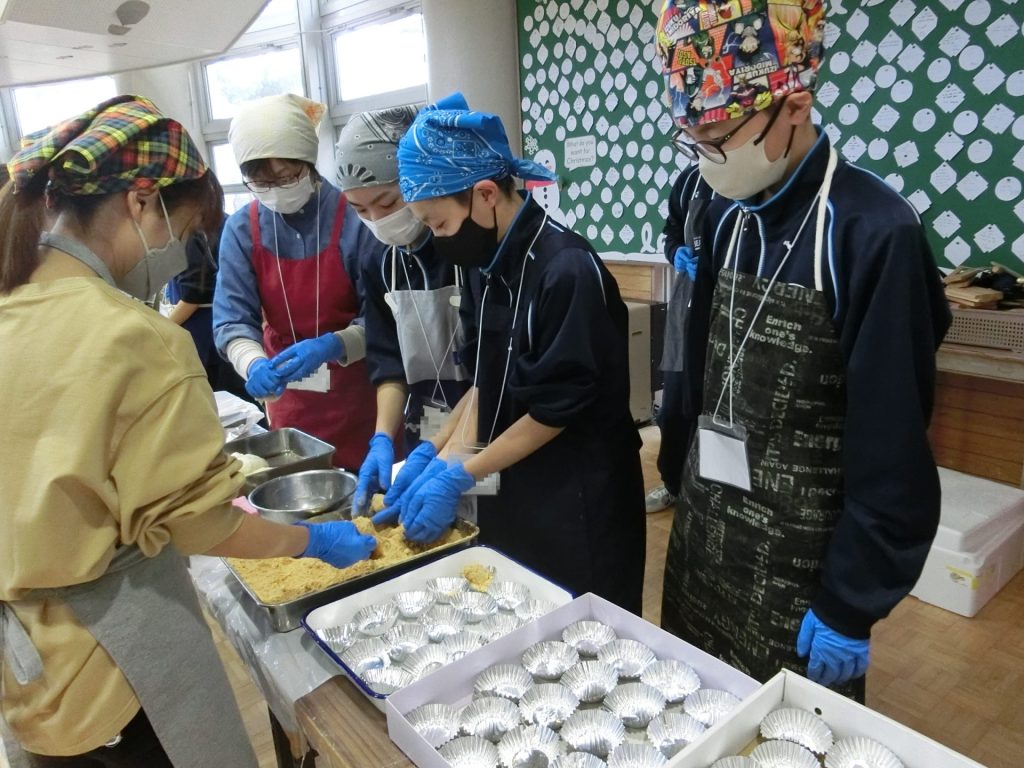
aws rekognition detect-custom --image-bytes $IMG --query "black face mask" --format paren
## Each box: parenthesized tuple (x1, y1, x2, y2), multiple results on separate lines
(433, 194, 499, 268)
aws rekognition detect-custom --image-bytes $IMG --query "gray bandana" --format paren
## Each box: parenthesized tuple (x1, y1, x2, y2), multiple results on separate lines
(335, 104, 419, 191)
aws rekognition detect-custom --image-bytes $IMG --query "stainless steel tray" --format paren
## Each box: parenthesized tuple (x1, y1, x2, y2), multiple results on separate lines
(223, 519, 480, 632)
(224, 427, 335, 494)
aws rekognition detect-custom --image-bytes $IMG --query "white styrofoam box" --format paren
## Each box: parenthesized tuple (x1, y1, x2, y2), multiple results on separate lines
(302, 546, 573, 709)
(666, 669, 985, 768)
(386, 593, 760, 768)
(910, 468, 1024, 617)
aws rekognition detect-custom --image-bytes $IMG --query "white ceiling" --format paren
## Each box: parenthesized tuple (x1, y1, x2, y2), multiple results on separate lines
(0, 0, 270, 86)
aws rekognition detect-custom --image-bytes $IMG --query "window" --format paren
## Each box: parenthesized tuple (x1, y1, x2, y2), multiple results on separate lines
(204, 47, 305, 121)
(224, 192, 254, 215)
(246, 0, 298, 33)
(332, 11, 427, 102)
(211, 143, 245, 187)
(12, 76, 117, 136)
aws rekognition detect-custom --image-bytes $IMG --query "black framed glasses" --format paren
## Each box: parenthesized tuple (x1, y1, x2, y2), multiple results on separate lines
(243, 169, 307, 194)
(670, 95, 789, 164)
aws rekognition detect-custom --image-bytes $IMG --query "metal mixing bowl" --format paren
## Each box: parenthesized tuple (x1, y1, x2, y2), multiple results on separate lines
(248, 469, 357, 524)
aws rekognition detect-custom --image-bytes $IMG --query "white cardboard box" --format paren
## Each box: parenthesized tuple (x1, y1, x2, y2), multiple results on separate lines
(666, 669, 986, 768)
(911, 468, 1024, 617)
(303, 547, 574, 710)
(385, 593, 760, 768)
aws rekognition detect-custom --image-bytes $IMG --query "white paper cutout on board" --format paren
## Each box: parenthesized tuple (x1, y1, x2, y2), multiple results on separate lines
(938, 26, 971, 57)
(842, 136, 868, 162)
(927, 58, 952, 83)
(932, 210, 962, 238)
(891, 80, 915, 103)
(983, 104, 1015, 134)
(958, 45, 986, 72)
(846, 8, 871, 37)
(908, 189, 932, 214)
(964, 0, 992, 26)
(939, 0, 966, 10)
(840, 104, 861, 125)
(873, 105, 901, 132)
(995, 177, 1022, 202)
(913, 108, 937, 132)
(1006, 70, 1024, 98)
(894, 141, 920, 168)
(852, 40, 878, 68)
(957, 171, 989, 201)
(1013, 234, 1024, 261)
(817, 81, 842, 107)
(851, 77, 877, 103)
(945, 237, 972, 267)
(885, 173, 906, 193)
(824, 123, 843, 146)
(1016, 200, 1024, 226)
(912, 7, 939, 39)
(935, 132, 966, 161)
(897, 43, 926, 72)
(973, 63, 1006, 95)
(930, 163, 959, 194)
(1012, 147, 1024, 174)
(869, 138, 890, 161)
(889, 0, 917, 26)
(875, 64, 898, 88)
(986, 14, 1020, 47)
(935, 83, 967, 113)
(974, 224, 1005, 254)
(968, 139, 994, 164)
(953, 110, 980, 135)
(877, 31, 904, 62)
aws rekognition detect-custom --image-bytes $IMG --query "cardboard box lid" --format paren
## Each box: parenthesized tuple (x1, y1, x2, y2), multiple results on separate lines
(936, 468, 1024, 551)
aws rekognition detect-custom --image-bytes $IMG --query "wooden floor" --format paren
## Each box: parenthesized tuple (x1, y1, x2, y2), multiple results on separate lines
(3, 425, 1022, 767)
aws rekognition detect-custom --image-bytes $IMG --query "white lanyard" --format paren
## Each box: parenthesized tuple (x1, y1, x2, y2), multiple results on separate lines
(270, 185, 321, 345)
(712, 147, 838, 427)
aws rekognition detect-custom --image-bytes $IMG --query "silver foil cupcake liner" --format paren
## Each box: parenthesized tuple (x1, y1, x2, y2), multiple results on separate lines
(454, 590, 500, 623)
(562, 621, 618, 657)
(481, 612, 524, 642)
(474, 663, 536, 702)
(750, 740, 820, 768)
(522, 641, 581, 680)
(760, 707, 834, 755)
(488, 580, 531, 611)
(424, 604, 468, 642)
(645, 712, 706, 758)
(382, 623, 430, 663)
(561, 709, 626, 758)
(393, 589, 436, 619)
(439, 735, 500, 768)
(429, 575, 470, 604)
(554, 753, 608, 768)
(497, 724, 564, 768)
(361, 666, 413, 695)
(352, 602, 399, 637)
(340, 638, 390, 676)
(444, 630, 486, 662)
(460, 696, 523, 743)
(561, 660, 619, 704)
(317, 623, 359, 654)
(518, 683, 581, 730)
(603, 683, 666, 729)
(597, 640, 657, 679)
(606, 743, 668, 768)
(406, 702, 460, 749)
(709, 758, 757, 768)
(515, 599, 558, 622)
(401, 643, 450, 679)
(825, 737, 905, 768)
(682, 688, 740, 727)
(639, 660, 700, 703)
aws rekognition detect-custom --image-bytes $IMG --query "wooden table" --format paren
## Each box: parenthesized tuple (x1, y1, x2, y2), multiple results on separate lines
(296, 677, 413, 768)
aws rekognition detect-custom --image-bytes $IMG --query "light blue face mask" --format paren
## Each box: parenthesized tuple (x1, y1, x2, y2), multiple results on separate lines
(125, 194, 188, 301)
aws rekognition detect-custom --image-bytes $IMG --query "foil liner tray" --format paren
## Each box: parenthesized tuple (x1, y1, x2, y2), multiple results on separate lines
(224, 518, 479, 632)
(303, 546, 575, 710)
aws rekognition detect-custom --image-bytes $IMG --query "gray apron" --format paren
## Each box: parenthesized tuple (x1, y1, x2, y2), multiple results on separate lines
(660, 181, 708, 373)
(2, 233, 257, 766)
(661, 150, 865, 699)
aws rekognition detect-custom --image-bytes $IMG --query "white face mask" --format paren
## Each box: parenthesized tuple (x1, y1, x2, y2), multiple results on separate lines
(698, 133, 791, 201)
(359, 205, 427, 247)
(125, 195, 188, 301)
(253, 174, 316, 214)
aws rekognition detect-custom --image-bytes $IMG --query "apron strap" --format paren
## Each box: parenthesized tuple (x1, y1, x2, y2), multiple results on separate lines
(0, 603, 43, 686)
(813, 147, 839, 294)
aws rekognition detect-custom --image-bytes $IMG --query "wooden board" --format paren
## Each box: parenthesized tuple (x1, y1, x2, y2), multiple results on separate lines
(606, 262, 656, 302)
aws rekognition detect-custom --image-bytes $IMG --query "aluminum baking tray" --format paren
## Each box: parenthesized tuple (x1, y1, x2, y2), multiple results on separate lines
(224, 518, 480, 632)
(224, 427, 336, 493)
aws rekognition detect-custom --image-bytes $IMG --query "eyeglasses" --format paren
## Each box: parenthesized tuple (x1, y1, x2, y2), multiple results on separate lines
(243, 169, 307, 194)
(670, 95, 789, 165)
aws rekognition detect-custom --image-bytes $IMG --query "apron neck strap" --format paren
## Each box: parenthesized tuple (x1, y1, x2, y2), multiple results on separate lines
(38, 232, 118, 289)
(813, 147, 839, 294)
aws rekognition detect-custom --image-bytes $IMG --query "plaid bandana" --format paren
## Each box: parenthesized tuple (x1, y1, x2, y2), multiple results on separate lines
(7, 95, 208, 196)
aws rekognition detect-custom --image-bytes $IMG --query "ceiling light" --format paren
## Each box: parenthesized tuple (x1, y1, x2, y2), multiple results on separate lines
(115, 0, 150, 26)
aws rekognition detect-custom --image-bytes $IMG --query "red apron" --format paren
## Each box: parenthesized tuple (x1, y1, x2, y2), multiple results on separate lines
(249, 199, 376, 471)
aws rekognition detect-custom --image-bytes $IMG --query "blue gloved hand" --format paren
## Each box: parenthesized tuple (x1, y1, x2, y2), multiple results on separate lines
(796, 609, 870, 687)
(673, 245, 698, 281)
(271, 333, 343, 383)
(353, 433, 394, 517)
(403, 463, 476, 543)
(245, 358, 286, 399)
(373, 455, 447, 527)
(381, 441, 438, 508)
(296, 520, 376, 569)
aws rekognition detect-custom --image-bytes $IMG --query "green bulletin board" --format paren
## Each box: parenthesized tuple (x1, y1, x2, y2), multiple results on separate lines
(516, 0, 1024, 269)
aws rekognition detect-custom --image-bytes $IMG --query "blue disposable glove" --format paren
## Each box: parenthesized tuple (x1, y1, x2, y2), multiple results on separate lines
(373, 455, 447, 527)
(381, 441, 438, 508)
(403, 463, 476, 543)
(673, 245, 698, 281)
(271, 333, 344, 383)
(353, 433, 394, 516)
(296, 520, 376, 569)
(796, 609, 870, 687)
(245, 358, 286, 399)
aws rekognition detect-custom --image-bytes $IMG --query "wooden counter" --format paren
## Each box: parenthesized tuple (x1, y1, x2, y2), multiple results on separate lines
(296, 677, 412, 768)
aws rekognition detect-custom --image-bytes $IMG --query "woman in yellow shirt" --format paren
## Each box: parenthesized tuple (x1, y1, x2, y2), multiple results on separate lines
(0, 96, 375, 768)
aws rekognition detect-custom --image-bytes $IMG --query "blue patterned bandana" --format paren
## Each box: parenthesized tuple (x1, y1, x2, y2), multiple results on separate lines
(398, 92, 556, 202)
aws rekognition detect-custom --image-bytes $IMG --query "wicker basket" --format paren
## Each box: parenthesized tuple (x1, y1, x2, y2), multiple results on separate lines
(945, 308, 1024, 353)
